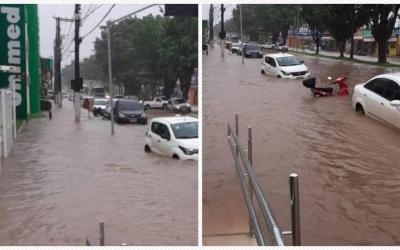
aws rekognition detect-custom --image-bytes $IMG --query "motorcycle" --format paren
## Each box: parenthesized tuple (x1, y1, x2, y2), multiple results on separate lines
(303, 76, 349, 97)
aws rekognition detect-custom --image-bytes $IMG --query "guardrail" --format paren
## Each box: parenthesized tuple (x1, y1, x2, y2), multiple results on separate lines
(227, 114, 301, 246)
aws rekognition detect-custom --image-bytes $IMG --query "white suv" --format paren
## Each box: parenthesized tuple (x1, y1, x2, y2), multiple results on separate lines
(144, 116, 198, 160)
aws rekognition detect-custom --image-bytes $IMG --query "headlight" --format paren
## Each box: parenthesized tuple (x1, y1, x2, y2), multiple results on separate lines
(179, 146, 195, 155)
(140, 113, 146, 118)
(118, 112, 126, 118)
(281, 70, 290, 76)
(176, 106, 180, 109)
(186, 104, 190, 107)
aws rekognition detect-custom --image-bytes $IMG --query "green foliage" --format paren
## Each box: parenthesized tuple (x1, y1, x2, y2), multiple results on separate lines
(229, 5, 297, 43)
(364, 4, 400, 63)
(301, 5, 328, 54)
(93, 14, 197, 99)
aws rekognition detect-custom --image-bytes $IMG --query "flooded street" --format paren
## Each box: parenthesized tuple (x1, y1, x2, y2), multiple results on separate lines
(203, 47, 400, 245)
(0, 102, 197, 245)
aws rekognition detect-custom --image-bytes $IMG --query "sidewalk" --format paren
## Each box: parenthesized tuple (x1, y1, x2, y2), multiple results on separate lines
(0, 102, 197, 245)
(288, 47, 400, 65)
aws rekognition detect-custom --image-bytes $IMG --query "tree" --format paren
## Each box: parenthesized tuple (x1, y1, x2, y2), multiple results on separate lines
(301, 5, 328, 54)
(324, 5, 354, 57)
(365, 4, 400, 63)
(94, 14, 197, 99)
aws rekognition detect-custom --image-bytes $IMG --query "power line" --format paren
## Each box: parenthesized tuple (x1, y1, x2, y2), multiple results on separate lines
(82, 4, 103, 21)
(81, 4, 116, 39)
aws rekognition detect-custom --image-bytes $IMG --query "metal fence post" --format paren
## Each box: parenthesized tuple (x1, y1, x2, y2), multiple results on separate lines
(100, 221, 105, 246)
(235, 114, 239, 155)
(289, 173, 301, 246)
(248, 126, 254, 236)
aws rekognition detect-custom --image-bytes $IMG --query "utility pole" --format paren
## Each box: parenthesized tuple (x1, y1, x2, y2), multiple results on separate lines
(209, 5, 214, 48)
(54, 17, 62, 107)
(73, 4, 81, 123)
(220, 4, 225, 57)
(296, 5, 300, 52)
(240, 4, 244, 64)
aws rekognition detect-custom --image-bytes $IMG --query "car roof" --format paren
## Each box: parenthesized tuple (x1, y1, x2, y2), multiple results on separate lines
(263, 53, 294, 58)
(150, 116, 198, 125)
(370, 73, 400, 83)
(117, 98, 140, 103)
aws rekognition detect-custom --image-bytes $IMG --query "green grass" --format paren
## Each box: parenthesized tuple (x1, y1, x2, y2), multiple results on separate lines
(291, 50, 400, 68)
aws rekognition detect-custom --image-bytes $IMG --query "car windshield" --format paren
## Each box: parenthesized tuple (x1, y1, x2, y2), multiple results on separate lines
(171, 121, 198, 139)
(246, 44, 259, 50)
(94, 99, 108, 105)
(276, 56, 301, 66)
(173, 99, 186, 104)
(118, 101, 143, 111)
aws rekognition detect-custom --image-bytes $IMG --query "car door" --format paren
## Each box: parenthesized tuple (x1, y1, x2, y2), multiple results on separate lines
(381, 80, 400, 129)
(263, 57, 276, 76)
(150, 122, 163, 155)
(154, 97, 162, 108)
(363, 78, 389, 121)
(157, 123, 174, 156)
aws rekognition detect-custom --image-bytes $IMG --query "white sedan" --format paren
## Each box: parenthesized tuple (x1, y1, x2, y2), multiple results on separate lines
(352, 73, 400, 130)
(144, 116, 198, 160)
(261, 53, 310, 79)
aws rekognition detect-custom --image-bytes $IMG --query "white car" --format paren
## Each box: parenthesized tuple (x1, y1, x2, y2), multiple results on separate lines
(274, 43, 288, 51)
(261, 53, 310, 79)
(261, 42, 274, 49)
(144, 116, 198, 160)
(352, 73, 400, 130)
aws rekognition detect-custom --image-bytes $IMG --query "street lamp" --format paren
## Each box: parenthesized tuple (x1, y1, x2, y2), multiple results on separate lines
(106, 4, 161, 135)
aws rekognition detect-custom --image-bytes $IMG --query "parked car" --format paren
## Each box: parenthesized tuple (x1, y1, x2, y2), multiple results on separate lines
(93, 98, 108, 117)
(167, 98, 191, 113)
(243, 43, 263, 58)
(274, 43, 288, 52)
(261, 42, 274, 49)
(352, 73, 400, 130)
(143, 96, 168, 110)
(113, 99, 147, 124)
(231, 43, 241, 54)
(144, 116, 198, 160)
(237, 43, 246, 55)
(261, 53, 310, 79)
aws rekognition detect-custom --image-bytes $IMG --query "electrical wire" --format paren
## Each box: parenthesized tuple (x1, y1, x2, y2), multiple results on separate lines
(81, 4, 116, 39)
(82, 4, 103, 21)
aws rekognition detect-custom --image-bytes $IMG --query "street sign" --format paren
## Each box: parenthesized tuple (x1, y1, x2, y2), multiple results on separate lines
(0, 5, 27, 119)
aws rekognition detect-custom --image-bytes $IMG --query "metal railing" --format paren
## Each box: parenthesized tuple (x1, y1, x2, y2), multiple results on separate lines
(227, 114, 301, 246)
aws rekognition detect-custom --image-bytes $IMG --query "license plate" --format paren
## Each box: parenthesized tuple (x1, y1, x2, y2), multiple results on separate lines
(296, 76, 302, 79)
(129, 118, 137, 123)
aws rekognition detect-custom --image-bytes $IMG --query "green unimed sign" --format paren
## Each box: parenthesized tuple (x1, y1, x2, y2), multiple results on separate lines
(0, 5, 27, 119)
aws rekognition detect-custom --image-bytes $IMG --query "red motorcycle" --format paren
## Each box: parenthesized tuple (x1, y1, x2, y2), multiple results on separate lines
(303, 77, 349, 97)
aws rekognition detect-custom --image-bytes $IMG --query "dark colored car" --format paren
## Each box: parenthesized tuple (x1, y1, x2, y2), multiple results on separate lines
(114, 99, 147, 124)
(243, 44, 263, 58)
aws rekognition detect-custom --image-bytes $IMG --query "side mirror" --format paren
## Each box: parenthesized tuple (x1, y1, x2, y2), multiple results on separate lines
(390, 100, 400, 107)
(300, 60, 304, 64)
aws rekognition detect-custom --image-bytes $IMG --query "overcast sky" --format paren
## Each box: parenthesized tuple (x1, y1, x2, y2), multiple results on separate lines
(39, 4, 165, 67)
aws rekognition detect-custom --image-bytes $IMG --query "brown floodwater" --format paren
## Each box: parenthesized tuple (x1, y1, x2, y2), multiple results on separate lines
(0, 102, 197, 245)
(203, 47, 400, 245)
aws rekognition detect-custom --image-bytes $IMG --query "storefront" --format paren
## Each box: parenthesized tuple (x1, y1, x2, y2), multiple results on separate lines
(0, 4, 40, 119)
